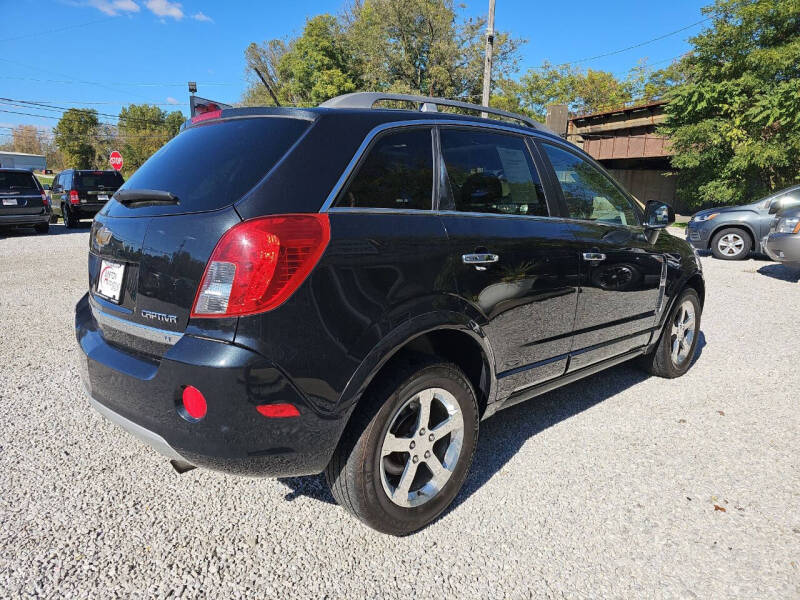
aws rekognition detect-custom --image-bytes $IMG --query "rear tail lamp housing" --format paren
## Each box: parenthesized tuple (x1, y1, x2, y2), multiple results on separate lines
(191, 214, 330, 318)
(69, 190, 80, 205)
(41, 191, 48, 206)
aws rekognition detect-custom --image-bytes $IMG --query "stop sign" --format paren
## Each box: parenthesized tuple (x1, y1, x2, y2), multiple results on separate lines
(109, 151, 123, 171)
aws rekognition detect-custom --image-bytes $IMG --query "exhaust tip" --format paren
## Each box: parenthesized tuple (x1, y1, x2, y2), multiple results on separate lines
(170, 459, 197, 474)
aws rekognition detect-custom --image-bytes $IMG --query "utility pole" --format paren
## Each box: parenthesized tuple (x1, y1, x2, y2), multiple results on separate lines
(481, 0, 496, 115)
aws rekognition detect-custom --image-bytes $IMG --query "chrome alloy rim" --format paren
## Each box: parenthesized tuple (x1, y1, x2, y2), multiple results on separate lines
(380, 387, 464, 508)
(717, 233, 744, 256)
(670, 300, 696, 366)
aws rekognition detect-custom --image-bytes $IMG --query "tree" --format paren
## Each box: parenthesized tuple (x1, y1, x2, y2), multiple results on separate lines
(117, 104, 184, 176)
(662, 0, 800, 209)
(54, 109, 99, 169)
(10, 125, 44, 155)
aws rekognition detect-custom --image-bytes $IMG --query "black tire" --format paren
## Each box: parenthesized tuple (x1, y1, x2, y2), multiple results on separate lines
(34, 222, 49, 234)
(710, 227, 751, 260)
(638, 288, 702, 378)
(325, 356, 479, 536)
(49, 213, 58, 224)
(63, 204, 78, 229)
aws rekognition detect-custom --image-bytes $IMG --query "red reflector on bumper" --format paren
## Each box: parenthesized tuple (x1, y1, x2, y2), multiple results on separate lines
(256, 403, 300, 418)
(181, 386, 207, 420)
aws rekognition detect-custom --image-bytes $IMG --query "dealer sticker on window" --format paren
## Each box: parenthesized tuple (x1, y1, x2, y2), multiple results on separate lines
(97, 260, 125, 303)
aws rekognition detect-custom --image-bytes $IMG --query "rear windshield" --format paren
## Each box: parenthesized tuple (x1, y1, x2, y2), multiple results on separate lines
(0, 171, 39, 193)
(76, 171, 123, 189)
(115, 117, 311, 213)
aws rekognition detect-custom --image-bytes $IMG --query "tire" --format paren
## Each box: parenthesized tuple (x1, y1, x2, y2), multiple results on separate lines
(710, 227, 751, 260)
(325, 356, 479, 536)
(49, 213, 58, 224)
(63, 204, 78, 229)
(35, 222, 49, 234)
(638, 288, 702, 378)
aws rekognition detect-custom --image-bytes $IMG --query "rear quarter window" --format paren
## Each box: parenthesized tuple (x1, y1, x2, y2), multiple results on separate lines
(109, 117, 311, 216)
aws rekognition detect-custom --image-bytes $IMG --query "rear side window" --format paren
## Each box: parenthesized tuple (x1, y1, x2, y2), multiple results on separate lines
(76, 171, 123, 189)
(0, 171, 39, 192)
(336, 128, 433, 210)
(119, 117, 311, 212)
(440, 129, 548, 216)
(541, 143, 640, 226)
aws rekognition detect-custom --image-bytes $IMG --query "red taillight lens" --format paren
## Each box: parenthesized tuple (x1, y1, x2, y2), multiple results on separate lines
(191, 214, 330, 318)
(69, 190, 80, 205)
(256, 403, 300, 418)
(180, 386, 207, 420)
(191, 109, 222, 124)
(41, 191, 48, 206)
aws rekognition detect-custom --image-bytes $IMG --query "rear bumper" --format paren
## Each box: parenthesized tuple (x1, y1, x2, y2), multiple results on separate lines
(72, 204, 104, 219)
(75, 293, 346, 477)
(0, 212, 50, 226)
(764, 233, 800, 265)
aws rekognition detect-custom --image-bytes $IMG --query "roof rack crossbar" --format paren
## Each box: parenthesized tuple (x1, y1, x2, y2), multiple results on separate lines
(319, 92, 547, 132)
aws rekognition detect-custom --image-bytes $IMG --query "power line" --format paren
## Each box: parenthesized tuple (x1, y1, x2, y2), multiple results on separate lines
(0, 16, 116, 43)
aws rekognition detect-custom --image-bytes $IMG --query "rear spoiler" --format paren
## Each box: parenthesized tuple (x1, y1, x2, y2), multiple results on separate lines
(190, 95, 232, 118)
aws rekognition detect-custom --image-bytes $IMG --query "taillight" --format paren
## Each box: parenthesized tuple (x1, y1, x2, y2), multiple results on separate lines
(191, 109, 222, 124)
(41, 191, 48, 206)
(191, 214, 330, 318)
(69, 190, 80, 205)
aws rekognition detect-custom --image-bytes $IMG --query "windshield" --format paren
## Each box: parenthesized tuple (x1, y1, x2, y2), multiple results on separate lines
(76, 171, 124, 189)
(0, 171, 39, 193)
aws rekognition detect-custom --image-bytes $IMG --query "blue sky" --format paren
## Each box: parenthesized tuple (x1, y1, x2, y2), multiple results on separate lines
(0, 0, 710, 136)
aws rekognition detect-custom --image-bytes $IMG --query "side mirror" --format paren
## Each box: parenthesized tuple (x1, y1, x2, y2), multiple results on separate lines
(644, 200, 675, 229)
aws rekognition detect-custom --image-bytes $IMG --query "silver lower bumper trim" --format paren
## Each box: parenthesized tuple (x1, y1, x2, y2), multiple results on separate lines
(90, 296, 183, 346)
(86, 388, 189, 463)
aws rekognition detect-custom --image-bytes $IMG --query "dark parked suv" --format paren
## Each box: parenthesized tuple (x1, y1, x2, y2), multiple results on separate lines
(0, 168, 50, 233)
(76, 93, 705, 535)
(51, 169, 124, 228)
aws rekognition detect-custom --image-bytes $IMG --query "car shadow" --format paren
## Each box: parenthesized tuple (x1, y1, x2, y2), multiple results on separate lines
(278, 330, 707, 513)
(757, 263, 800, 283)
(0, 222, 91, 239)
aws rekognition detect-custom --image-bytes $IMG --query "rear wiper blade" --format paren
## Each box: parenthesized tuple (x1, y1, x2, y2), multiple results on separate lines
(114, 189, 179, 206)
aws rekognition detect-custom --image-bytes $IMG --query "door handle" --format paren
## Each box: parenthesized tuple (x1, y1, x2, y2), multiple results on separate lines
(462, 253, 499, 265)
(582, 252, 606, 262)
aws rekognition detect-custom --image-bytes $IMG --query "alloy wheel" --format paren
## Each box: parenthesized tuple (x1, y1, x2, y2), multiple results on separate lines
(670, 299, 696, 366)
(717, 233, 744, 257)
(380, 387, 464, 508)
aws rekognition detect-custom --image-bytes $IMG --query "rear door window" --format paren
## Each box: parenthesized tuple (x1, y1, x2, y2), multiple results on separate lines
(113, 117, 311, 215)
(75, 171, 124, 189)
(0, 171, 39, 193)
(439, 129, 548, 216)
(336, 128, 433, 210)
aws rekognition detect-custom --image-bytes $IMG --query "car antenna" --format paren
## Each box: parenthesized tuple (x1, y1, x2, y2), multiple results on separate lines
(253, 67, 281, 107)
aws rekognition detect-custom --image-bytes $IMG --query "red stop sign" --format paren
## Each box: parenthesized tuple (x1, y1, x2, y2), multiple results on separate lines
(109, 151, 123, 171)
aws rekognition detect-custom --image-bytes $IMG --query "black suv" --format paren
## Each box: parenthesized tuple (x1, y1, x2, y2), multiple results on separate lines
(51, 169, 124, 228)
(76, 93, 704, 535)
(0, 168, 50, 233)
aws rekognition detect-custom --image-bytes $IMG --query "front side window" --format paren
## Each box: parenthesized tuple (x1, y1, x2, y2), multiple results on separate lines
(440, 129, 548, 216)
(541, 143, 640, 226)
(337, 128, 433, 210)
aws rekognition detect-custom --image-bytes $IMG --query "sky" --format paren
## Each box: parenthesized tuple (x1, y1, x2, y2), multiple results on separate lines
(0, 0, 710, 139)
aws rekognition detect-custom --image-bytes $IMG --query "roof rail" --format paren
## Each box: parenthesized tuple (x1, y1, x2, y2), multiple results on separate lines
(319, 92, 549, 132)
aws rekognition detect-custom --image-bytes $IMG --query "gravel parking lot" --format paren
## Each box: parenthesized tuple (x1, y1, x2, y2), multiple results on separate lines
(1, 224, 798, 598)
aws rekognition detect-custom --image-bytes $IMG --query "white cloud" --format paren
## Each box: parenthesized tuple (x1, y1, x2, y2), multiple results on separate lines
(88, 0, 140, 16)
(146, 0, 183, 19)
(165, 97, 180, 105)
(192, 11, 213, 23)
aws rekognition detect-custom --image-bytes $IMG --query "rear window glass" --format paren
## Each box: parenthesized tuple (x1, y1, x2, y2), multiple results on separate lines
(117, 117, 310, 213)
(76, 171, 123, 189)
(0, 171, 39, 193)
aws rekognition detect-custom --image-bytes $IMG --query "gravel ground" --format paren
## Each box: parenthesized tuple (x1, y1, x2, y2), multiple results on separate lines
(1, 224, 798, 599)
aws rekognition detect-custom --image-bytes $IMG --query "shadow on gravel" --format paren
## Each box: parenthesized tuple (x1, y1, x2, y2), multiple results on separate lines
(279, 331, 707, 516)
(0, 222, 90, 239)
(757, 263, 800, 283)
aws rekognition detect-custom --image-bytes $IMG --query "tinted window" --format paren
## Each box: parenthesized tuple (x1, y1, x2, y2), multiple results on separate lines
(75, 171, 124, 189)
(440, 129, 547, 216)
(337, 128, 433, 210)
(541, 143, 639, 226)
(0, 171, 39, 192)
(120, 117, 311, 212)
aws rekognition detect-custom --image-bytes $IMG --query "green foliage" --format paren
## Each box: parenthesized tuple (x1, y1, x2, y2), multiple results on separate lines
(118, 104, 184, 176)
(663, 0, 800, 209)
(242, 0, 522, 106)
(54, 108, 99, 169)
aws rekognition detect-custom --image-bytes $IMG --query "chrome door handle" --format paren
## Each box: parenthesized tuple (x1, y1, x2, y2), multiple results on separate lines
(462, 253, 499, 265)
(582, 252, 606, 262)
